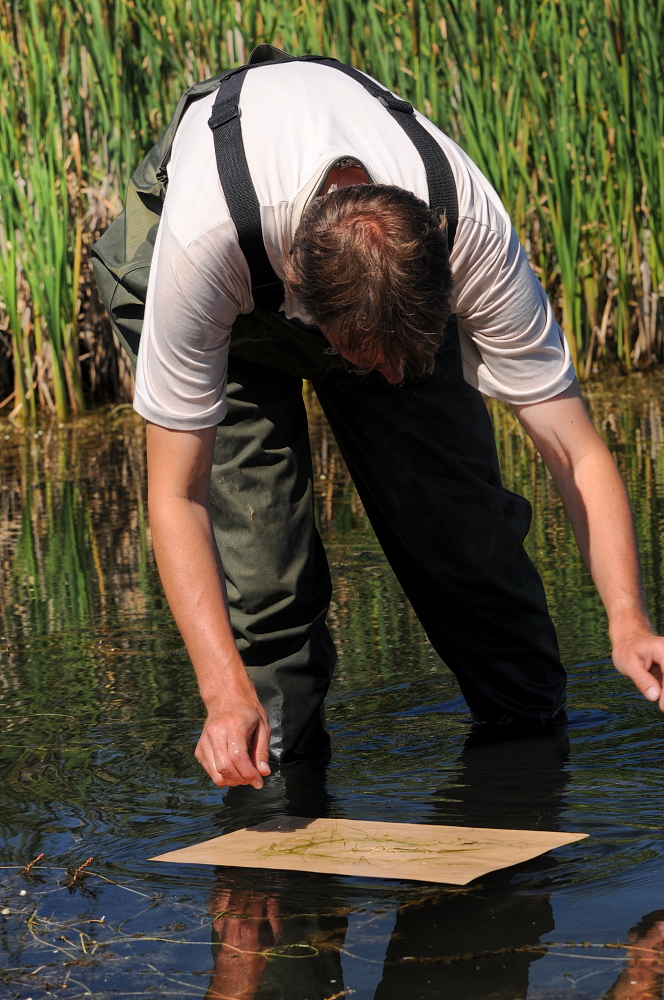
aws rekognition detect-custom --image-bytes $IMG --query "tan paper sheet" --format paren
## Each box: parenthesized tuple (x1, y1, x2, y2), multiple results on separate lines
(151, 816, 587, 885)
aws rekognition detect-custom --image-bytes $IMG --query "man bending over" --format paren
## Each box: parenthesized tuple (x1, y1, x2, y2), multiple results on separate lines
(132, 55, 664, 789)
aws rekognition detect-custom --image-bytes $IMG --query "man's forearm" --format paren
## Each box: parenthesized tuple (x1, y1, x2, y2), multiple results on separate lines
(149, 492, 251, 704)
(547, 444, 650, 643)
(145, 422, 270, 786)
(514, 387, 664, 709)
(513, 387, 649, 641)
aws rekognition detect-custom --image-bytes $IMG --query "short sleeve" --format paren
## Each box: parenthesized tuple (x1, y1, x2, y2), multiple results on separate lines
(133, 212, 253, 430)
(453, 218, 576, 405)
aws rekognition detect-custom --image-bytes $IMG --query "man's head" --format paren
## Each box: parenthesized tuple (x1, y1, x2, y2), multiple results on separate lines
(284, 184, 454, 382)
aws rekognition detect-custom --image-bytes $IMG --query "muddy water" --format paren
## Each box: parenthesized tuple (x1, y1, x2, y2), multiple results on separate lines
(1, 380, 664, 1000)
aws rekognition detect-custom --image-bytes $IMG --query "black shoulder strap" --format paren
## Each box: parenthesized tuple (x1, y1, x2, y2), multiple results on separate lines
(315, 59, 458, 247)
(208, 66, 284, 310)
(208, 54, 458, 311)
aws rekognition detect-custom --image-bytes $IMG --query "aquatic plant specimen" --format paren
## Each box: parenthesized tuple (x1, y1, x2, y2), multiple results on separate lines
(152, 816, 587, 884)
(1, 0, 663, 415)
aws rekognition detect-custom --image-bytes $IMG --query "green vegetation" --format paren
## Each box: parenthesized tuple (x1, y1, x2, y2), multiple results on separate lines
(1, 0, 663, 416)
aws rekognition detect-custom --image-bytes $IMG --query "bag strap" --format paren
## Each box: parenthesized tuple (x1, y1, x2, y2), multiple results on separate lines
(208, 67, 284, 309)
(208, 53, 458, 311)
(315, 59, 458, 247)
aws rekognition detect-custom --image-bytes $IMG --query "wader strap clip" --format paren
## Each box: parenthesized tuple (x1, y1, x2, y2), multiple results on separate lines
(369, 88, 414, 115)
(208, 99, 240, 130)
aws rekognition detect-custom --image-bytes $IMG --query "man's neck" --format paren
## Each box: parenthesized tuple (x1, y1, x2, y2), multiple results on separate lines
(319, 163, 370, 195)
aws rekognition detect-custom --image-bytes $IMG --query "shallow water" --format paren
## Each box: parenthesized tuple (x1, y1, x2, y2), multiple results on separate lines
(1, 380, 664, 1000)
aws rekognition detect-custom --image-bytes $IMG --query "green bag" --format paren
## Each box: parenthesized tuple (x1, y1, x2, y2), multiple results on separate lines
(91, 44, 291, 372)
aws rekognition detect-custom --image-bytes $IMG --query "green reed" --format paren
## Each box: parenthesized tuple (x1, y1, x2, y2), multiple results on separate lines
(0, 413, 158, 637)
(1, 0, 663, 416)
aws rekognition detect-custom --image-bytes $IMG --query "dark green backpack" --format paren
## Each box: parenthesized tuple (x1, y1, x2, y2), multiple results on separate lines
(92, 45, 458, 372)
(91, 45, 288, 370)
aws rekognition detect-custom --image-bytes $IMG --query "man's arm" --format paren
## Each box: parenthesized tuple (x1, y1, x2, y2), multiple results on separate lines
(146, 422, 271, 787)
(512, 381, 664, 710)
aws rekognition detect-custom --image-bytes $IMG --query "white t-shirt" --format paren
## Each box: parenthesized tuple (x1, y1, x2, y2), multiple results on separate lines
(134, 61, 575, 430)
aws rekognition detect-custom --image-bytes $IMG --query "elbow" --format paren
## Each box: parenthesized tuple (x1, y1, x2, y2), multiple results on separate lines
(148, 488, 209, 522)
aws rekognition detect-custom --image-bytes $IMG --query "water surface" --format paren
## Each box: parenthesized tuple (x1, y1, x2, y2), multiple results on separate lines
(2, 379, 664, 999)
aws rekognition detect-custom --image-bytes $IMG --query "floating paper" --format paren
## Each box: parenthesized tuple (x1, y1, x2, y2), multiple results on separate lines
(151, 815, 587, 885)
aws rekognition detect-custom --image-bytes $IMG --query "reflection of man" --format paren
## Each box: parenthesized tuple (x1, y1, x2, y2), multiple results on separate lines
(205, 762, 346, 1000)
(200, 735, 664, 1000)
(206, 884, 346, 1000)
(206, 889, 281, 1000)
(374, 725, 569, 999)
(604, 912, 664, 1000)
(204, 892, 664, 1000)
(202, 728, 567, 1000)
(133, 51, 664, 790)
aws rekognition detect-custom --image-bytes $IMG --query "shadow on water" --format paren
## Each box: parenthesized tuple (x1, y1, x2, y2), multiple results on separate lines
(1, 379, 664, 999)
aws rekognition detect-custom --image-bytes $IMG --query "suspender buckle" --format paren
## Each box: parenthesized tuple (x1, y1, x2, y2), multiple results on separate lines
(208, 102, 241, 130)
(374, 91, 414, 114)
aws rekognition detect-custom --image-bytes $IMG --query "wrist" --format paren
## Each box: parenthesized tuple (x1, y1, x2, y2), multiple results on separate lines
(198, 659, 258, 713)
(608, 603, 652, 646)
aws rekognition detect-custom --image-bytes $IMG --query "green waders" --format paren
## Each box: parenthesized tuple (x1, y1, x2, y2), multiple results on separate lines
(212, 311, 566, 763)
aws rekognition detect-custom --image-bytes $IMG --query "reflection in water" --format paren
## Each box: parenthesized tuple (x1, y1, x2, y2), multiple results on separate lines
(205, 763, 346, 1000)
(0, 412, 156, 629)
(207, 885, 346, 1000)
(606, 913, 664, 1000)
(2, 383, 664, 997)
(199, 734, 663, 1000)
(206, 890, 282, 1000)
(375, 727, 568, 1000)
(200, 729, 567, 1000)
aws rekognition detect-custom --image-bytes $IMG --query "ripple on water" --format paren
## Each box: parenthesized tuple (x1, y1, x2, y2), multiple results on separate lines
(2, 399, 664, 999)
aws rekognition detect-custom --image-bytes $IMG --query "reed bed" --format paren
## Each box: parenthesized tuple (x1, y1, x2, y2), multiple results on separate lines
(1, 0, 663, 416)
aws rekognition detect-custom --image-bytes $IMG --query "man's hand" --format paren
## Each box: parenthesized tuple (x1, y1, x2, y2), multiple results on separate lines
(206, 889, 281, 1000)
(146, 422, 272, 787)
(196, 693, 271, 789)
(513, 382, 664, 712)
(611, 633, 664, 711)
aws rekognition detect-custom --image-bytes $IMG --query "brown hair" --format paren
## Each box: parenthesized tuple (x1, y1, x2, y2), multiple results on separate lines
(284, 184, 454, 376)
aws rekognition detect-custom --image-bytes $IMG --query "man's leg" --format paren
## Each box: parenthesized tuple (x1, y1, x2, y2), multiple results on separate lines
(313, 320, 566, 725)
(209, 355, 336, 762)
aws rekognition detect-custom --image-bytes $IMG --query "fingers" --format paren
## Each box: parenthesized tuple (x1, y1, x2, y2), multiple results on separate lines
(251, 717, 272, 778)
(198, 731, 259, 788)
(655, 664, 664, 713)
(196, 711, 270, 788)
(225, 725, 267, 789)
(267, 896, 283, 940)
(211, 889, 232, 918)
(627, 921, 664, 974)
(626, 661, 661, 703)
(195, 733, 230, 787)
(613, 635, 664, 710)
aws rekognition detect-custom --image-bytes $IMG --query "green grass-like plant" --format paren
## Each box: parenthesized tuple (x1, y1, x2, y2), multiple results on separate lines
(1, 0, 663, 415)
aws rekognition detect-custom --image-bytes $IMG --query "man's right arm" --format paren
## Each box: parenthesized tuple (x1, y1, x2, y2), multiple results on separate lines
(146, 421, 271, 789)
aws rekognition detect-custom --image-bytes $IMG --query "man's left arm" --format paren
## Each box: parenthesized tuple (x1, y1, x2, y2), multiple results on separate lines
(512, 380, 664, 710)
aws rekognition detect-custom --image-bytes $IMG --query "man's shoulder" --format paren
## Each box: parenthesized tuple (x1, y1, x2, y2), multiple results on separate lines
(165, 91, 236, 249)
(411, 112, 510, 248)
(165, 58, 511, 263)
